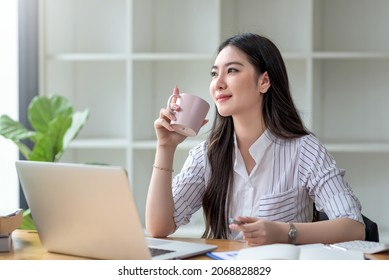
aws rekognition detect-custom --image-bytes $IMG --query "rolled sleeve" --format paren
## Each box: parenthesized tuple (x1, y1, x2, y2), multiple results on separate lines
(299, 135, 364, 224)
(172, 141, 208, 227)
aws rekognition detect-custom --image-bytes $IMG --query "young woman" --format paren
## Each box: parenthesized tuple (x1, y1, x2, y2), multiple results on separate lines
(146, 33, 365, 245)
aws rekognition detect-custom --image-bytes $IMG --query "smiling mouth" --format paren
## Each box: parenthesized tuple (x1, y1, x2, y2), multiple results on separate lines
(216, 95, 232, 102)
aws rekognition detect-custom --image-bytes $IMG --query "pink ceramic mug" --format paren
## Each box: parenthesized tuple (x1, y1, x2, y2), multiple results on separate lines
(167, 93, 210, 136)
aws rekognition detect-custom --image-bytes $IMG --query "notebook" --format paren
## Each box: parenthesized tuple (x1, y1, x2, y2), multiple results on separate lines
(15, 160, 216, 260)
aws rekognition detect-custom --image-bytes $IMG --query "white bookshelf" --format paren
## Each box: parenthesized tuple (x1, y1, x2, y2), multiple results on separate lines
(39, 0, 389, 240)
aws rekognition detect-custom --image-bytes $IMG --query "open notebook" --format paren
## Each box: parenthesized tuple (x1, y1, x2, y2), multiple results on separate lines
(208, 243, 364, 260)
(15, 160, 216, 260)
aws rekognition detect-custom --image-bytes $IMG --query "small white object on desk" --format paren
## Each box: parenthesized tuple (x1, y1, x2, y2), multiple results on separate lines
(330, 240, 389, 254)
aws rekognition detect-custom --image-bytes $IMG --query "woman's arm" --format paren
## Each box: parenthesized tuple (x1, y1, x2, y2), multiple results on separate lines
(146, 145, 177, 237)
(229, 217, 365, 245)
(146, 86, 186, 237)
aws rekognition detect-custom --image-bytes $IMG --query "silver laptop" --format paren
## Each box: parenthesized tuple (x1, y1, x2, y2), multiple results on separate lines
(15, 160, 216, 260)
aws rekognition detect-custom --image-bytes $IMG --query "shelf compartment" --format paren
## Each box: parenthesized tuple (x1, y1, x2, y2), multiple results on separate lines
(132, 0, 219, 53)
(43, 0, 127, 53)
(313, 0, 389, 52)
(221, 0, 311, 53)
(45, 60, 127, 139)
(312, 59, 389, 142)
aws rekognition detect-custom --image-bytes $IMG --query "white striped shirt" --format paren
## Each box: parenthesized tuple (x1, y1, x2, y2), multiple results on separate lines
(172, 129, 364, 239)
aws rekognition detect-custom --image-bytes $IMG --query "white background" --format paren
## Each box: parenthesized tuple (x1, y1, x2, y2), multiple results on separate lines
(0, 0, 19, 209)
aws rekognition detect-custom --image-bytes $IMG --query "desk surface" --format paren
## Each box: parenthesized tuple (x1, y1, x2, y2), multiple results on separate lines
(1, 230, 388, 260)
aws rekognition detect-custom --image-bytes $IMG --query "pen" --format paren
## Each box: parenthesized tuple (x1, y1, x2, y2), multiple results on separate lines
(328, 244, 348, 251)
(228, 218, 245, 225)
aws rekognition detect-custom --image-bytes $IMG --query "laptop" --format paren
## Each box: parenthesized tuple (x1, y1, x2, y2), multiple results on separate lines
(15, 160, 217, 260)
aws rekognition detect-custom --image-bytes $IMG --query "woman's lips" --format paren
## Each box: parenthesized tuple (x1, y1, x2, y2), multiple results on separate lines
(216, 94, 232, 102)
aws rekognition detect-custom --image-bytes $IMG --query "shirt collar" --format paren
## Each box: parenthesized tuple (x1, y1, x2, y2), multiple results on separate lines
(233, 128, 275, 165)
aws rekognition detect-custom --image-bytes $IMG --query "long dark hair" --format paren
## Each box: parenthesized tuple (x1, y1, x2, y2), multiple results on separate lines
(202, 33, 310, 239)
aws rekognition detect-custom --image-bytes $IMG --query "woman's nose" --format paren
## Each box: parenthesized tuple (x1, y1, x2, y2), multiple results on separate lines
(215, 74, 227, 90)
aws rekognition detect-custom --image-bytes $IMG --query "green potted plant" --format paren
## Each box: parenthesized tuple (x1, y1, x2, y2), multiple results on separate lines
(0, 95, 89, 229)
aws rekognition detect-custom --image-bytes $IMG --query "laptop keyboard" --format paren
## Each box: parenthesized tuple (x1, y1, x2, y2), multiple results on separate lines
(149, 247, 175, 257)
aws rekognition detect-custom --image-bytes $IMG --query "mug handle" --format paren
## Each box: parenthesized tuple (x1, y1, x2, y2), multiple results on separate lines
(166, 93, 181, 111)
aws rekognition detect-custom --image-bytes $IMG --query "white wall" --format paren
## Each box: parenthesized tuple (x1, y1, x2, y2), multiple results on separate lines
(0, 1, 19, 209)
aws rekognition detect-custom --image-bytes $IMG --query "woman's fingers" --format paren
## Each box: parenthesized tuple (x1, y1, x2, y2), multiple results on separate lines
(168, 85, 180, 110)
(156, 108, 176, 130)
(160, 107, 176, 121)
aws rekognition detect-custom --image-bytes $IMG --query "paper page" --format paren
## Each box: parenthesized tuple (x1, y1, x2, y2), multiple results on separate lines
(237, 244, 300, 260)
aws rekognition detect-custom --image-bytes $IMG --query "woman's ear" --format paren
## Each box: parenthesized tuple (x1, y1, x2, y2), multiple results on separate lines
(258, 71, 271, 94)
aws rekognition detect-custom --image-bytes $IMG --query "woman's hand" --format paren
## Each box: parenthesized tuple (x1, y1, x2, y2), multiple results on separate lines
(154, 86, 187, 148)
(229, 216, 287, 246)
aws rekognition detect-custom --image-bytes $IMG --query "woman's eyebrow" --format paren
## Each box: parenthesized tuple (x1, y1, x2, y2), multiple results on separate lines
(211, 61, 244, 70)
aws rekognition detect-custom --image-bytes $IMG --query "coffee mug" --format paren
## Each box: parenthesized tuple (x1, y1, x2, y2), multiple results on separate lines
(167, 93, 210, 137)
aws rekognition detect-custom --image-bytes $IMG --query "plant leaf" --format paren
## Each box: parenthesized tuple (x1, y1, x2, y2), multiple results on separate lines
(15, 141, 33, 160)
(28, 95, 73, 133)
(62, 108, 90, 154)
(29, 133, 55, 161)
(29, 114, 72, 162)
(18, 209, 36, 230)
(0, 115, 35, 141)
(51, 115, 72, 156)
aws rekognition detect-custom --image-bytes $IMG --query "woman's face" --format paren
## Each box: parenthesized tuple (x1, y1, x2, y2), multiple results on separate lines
(209, 45, 268, 118)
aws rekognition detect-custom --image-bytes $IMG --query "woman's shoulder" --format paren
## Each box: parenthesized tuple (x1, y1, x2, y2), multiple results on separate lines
(188, 140, 208, 158)
(271, 131, 323, 149)
(298, 133, 322, 146)
(295, 133, 335, 165)
(273, 132, 328, 158)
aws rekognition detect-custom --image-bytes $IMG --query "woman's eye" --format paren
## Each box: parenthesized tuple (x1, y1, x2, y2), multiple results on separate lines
(228, 68, 238, 73)
(210, 71, 218, 77)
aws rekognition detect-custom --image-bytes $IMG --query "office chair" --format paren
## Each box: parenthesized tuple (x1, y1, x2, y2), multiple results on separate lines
(313, 206, 379, 242)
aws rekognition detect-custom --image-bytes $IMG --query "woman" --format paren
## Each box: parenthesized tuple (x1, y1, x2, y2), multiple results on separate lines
(146, 32, 365, 245)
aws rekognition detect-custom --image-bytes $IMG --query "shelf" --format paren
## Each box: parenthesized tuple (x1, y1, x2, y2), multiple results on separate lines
(313, 52, 389, 59)
(69, 138, 128, 149)
(131, 140, 206, 150)
(47, 53, 127, 61)
(132, 53, 214, 61)
(325, 143, 389, 153)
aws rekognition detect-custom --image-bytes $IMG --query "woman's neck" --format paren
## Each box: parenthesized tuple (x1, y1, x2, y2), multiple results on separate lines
(233, 115, 266, 175)
(233, 116, 266, 150)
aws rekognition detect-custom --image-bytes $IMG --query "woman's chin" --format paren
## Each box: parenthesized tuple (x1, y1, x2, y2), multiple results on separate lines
(216, 107, 232, 117)
(218, 111, 232, 118)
